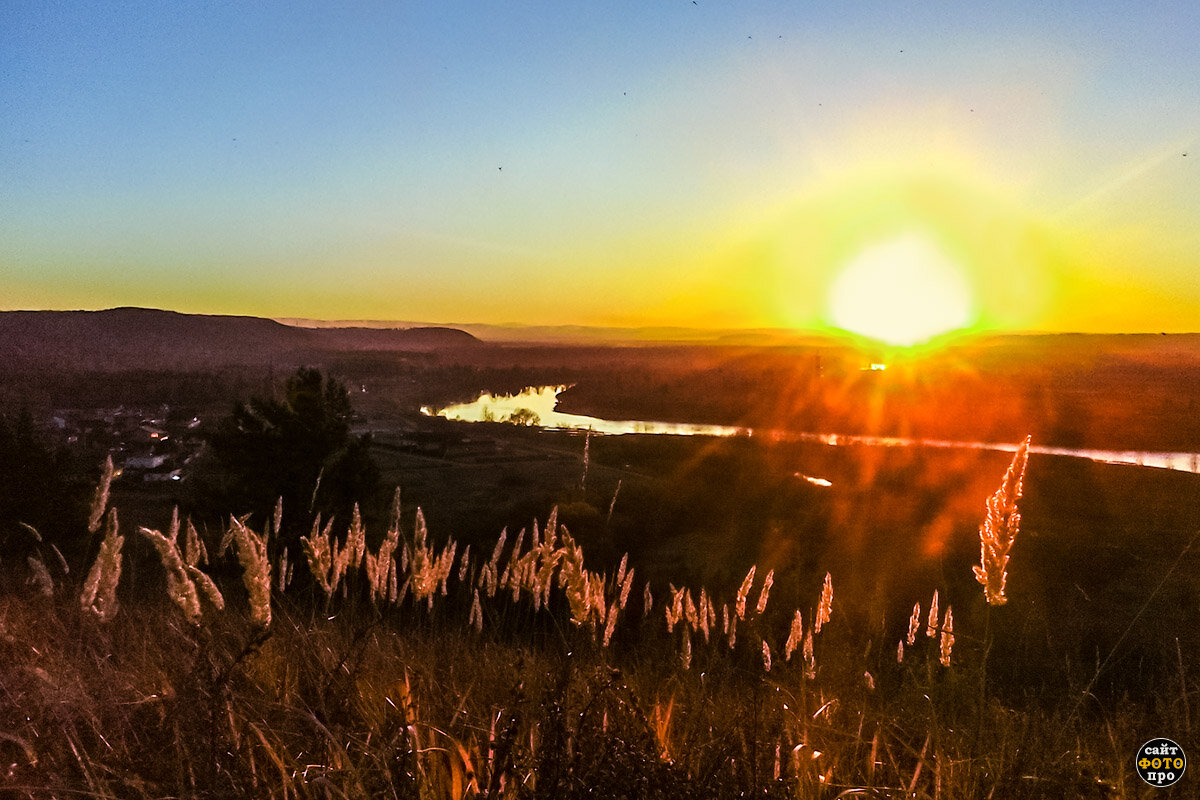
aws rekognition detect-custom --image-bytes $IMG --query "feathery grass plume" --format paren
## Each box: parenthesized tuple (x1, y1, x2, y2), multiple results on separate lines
(469, 588, 483, 633)
(558, 527, 597, 627)
(409, 509, 446, 607)
(184, 520, 207, 566)
(588, 572, 607, 622)
(643, 581, 653, 618)
(897, 640, 905, 663)
(500, 528, 525, 592)
(330, 527, 355, 592)
(508, 549, 528, 603)
(762, 640, 773, 672)
(346, 503, 366, 573)
(603, 601, 619, 647)
(785, 611, 803, 661)
(362, 548, 381, 601)
(727, 610, 737, 649)
(755, 568, 775, 616)
(533, 547, 562, 610)
(615, 553, 628, 589)
(619, 566, 634, 610)
(440, 541, 457, 596)
(607, 478, 621, 525)
(187, 565, 225, 611)
(479, 562, 497, 599)
(230, 516, 272, 628)
(457, 544, 472, 583)
(863, 671, 875, 691)
(510, 527, 525, 565)
(139, 525, 202, 624)
(722, 603, 731, 634)
(217, 524, 234, 559)
(366, 508, 402, 604)
(387, 563, 398, 603)
(81, 508, 123, 621)
(906, 602, 922, 645)
(87, 455, 114, 534)
(277, 549, 289, 592)
(974, 435, 1031, 605)
(301, 517, 335, 595)
(735, 565, 756, 620)
(815, 572, 833, 632)
(683, 588, 698, 628)
(803, 629, 816, 679)
(488, 528, 508, 574)
(696, 587, 711, 642)
(939, 607, 955, 666)
(272, 497, 283, 541)
(680, 629, 692, 670)
(926, 590, 940, 638)
(665, 584, 684, 633)
(27, 555, 54, 597)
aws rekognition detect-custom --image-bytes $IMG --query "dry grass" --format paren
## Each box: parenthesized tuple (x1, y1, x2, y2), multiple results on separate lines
(0, 443, 1187, 799)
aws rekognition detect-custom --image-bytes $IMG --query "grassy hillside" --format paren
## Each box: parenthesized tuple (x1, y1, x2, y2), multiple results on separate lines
(2, 451, 1194, 799)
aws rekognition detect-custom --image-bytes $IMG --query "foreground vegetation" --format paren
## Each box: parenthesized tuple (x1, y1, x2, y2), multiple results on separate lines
(3, 443, 1194, 799)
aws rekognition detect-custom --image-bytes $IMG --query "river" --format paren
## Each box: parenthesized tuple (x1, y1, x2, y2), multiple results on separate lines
(425, 385, 1200, 475)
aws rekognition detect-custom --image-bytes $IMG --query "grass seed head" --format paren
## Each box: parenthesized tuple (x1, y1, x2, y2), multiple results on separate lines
(785, 610, 803, 661)
(974, 436, 1030, 605)
(926, 590, 940, 638)
(139, 525, 202, 625)
(907, 602, 922, 645)
(816, 572, 833, 632)
(87, 456, 114, 534)
(939, 607, 955, 666)
(81, 508, 123, 621)
(803, 629, 816, 678)
(188, 565, 225, 611)
(735, 565, 756, 620)
(755, 568, 775, 616)
(184, 520, 207, 566)
(619, 566, 634, 610)
(230, 516, 272, 629)
(301, 517, 334, 596)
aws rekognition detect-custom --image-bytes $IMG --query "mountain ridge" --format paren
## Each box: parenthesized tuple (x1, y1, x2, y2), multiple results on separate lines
(0, 307, 480, 370)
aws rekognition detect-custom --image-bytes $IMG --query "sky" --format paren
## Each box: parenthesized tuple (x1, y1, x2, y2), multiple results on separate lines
(3, 1, 1199, 336)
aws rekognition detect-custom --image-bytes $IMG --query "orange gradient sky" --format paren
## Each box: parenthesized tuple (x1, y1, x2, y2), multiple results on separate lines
(3, 2, 1199, 338)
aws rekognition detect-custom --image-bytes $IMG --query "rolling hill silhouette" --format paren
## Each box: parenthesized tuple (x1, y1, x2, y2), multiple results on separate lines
(0, 307, 479, 370)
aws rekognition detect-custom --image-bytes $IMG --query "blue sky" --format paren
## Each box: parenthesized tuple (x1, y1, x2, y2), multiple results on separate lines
(3, 1, 1199, 332)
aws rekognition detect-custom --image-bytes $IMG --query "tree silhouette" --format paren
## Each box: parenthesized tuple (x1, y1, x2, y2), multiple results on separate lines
(188, 368, 378, 549)
(0, 409, 89, 565)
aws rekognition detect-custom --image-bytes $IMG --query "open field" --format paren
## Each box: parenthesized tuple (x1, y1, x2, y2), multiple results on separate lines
(3, 464, 1195, 799)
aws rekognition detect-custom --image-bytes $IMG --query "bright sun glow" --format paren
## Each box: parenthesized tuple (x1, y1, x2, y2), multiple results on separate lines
(827, 233, 975, 346)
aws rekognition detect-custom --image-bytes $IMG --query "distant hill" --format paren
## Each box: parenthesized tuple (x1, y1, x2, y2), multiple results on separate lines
(0, 308, 480, 370)
(276, 317, 831, 345)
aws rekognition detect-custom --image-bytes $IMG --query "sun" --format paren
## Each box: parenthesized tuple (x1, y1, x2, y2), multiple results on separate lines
(827, 233, 975, 346)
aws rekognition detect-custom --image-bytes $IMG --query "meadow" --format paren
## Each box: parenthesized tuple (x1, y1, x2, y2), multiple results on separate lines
(3, 434, 1196, 799)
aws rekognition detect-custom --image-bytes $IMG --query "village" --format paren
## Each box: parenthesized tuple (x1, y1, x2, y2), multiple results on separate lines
(42, 405, 204, 484)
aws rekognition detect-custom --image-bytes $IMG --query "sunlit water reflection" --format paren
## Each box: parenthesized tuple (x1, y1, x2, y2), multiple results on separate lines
(426, 385, 1200, 475)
